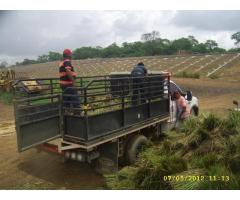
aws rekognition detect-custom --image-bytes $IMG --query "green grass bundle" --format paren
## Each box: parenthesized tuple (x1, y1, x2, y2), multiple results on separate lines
(191, 153, 222, 169)
(159, 140, 174, 154)
(137, 147, 188, 173)
(133, 166, 172, 190)
(180, 117, 200, 135)
(186, 128, 210, 150)
(202, 113, 222, 132)
(224, 134, 240, 172)
(198, 165, 239, 190)
(134, 152, 188, 189)
(105, 111, 240, 190)
(104, 166, 137, 189)
(225, 134, 240, 155)
(170, 168, 205, 190)
(222, 111, 240, 136)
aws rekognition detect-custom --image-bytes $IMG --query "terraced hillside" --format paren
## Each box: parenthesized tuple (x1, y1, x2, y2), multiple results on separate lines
(12, 53, 240, 80)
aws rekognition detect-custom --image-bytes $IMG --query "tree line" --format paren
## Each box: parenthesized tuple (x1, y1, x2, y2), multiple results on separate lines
(15, 31, 240, 66)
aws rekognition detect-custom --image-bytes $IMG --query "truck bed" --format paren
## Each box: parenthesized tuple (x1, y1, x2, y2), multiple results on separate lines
(13, 74, 170, 152)
(63, 114, 169, 149)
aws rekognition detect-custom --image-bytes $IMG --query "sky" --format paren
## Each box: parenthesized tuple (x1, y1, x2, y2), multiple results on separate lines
(1, 10, 240, 65)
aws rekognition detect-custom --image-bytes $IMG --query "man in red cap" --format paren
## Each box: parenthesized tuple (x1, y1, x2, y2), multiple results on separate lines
(59, 49, 79, 108)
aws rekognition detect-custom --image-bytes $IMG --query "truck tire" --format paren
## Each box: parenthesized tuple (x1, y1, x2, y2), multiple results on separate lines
(125, 134, 148, 165)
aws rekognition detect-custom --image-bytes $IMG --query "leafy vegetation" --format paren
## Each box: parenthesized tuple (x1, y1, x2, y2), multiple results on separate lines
(15, 31, 240, 66)
(0, 91, 13, 104)
(15, 51, 62, 66)
(105, 111, 240, 189)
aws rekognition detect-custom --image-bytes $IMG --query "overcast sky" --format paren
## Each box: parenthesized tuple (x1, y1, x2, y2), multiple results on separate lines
(1, 10, 240, 64)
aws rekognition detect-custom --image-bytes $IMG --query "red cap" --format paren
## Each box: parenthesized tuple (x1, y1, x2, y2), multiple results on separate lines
(63, 49, 72, 56)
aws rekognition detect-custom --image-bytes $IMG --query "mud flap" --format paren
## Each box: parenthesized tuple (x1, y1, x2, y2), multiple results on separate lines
(95, 140, 119, 174)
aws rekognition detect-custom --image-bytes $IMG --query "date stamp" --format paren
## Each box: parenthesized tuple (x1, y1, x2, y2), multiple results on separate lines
(163, 175, 230, 182)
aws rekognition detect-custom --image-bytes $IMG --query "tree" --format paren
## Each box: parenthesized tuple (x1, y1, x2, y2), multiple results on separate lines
(192, 43, 208, 53)
(101, 43, 121, 58)
(48, 51, 62, 61)
(121, 42, 145, 57)
(141, 30, 160, 42)
(171, 38, 193, 52)
(231, 32, 240, 46)
(73, 47, 101, 59)
(37, 54, 49, 63)
(21, 59, 37, 65)
(13, 33, 231, 66)
(213, 47, 226, 53)
(205, 40, 218, 51)
(188, 35, 199, 46)
(228, 47, 240, 53)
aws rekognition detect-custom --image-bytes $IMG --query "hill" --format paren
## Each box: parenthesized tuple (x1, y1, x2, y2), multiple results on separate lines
(12, 53, 240, 81)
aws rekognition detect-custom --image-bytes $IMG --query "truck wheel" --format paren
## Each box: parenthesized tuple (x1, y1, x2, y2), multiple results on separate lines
(125, 134, 148, 165)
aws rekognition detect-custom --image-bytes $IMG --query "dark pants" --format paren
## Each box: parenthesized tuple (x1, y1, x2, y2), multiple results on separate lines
(132, 78, 146, 105)
(61, 86, 80, 108)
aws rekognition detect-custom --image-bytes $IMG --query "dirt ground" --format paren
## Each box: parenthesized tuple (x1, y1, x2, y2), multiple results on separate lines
(0, 78, 240, 189)
(0, 102, 13, 122)
(0, 103, 105, 189)
(0, 135, 104, 189)
(173, 78, 240, 116)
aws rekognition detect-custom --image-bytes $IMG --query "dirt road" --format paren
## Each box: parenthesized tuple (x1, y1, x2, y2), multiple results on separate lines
(0, 132, 105, 189)
(0, 103, 105, 189)
(0, 78, 239, 189)
(0, 102, 13, 122)
(173, 78, 240, 115)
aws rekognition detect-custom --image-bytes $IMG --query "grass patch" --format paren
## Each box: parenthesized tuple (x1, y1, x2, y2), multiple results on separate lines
(105, 111, 240, 190)
(174, 71, 200, 79)
(0, 91, 13, 104)
(105, 147, 188, 189)
(222, 111, 240, 135)
(202, 113, 222, 131)
(198, 165, 239, 190)
(192, 153, 222, 169)
(180, 116, 200, 135)
(105, 166, 137, 189)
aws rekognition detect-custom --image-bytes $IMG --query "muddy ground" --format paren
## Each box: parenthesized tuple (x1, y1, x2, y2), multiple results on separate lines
(0, 78, 240, 189)
(0, 104, 105, 189)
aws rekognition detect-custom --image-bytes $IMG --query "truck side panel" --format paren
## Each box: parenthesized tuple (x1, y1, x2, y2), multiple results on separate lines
(14, 95, 61, 152)
(64, 98, 169, 142)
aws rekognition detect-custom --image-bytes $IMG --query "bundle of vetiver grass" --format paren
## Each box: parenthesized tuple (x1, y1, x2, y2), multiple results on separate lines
(105, 111, 240, 190)
(105, 146, 187, 189)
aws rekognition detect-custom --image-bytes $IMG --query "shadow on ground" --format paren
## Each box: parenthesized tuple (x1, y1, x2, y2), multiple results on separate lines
(16, 152, 105, 189)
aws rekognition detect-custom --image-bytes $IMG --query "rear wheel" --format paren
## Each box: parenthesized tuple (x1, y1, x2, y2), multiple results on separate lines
(124, 134, 148, 165)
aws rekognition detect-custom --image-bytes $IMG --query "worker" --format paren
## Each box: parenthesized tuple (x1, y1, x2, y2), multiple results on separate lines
(131, 62, 148, 105)
(173, 90, 190, 127)
(59, 49, 79, 108)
